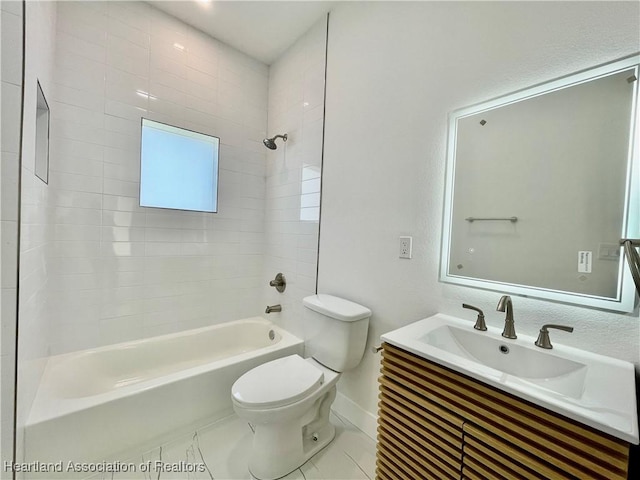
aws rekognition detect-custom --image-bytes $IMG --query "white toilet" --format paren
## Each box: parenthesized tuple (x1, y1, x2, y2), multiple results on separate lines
(231, 294, 371, 480)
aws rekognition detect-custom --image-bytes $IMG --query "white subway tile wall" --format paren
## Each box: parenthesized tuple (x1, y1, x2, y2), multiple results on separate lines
(262, 17, 327, 337)
(41, 1, 272, 354)
(17, 1, 330, 357)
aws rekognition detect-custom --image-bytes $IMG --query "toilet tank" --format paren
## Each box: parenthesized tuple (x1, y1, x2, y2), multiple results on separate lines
(303, 294, 371, 372)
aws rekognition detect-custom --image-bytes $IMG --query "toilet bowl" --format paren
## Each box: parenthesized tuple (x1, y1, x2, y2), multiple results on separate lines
(232, 354, 340, 479)
(231, 294, 371, 480)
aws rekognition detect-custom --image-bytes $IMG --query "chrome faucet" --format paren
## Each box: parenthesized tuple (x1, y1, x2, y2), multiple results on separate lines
(497, 295, 516, 339)
(265, 304, 282, 314)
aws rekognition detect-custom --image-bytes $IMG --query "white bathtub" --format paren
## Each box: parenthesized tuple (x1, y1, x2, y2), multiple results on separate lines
(24, 317, 303, 473)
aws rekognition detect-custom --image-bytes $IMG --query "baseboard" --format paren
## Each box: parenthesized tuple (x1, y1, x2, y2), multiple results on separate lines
(331, 391, 378, 441)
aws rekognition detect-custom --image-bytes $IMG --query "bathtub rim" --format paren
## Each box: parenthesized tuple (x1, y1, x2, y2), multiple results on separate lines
(27, 317, 303, 426)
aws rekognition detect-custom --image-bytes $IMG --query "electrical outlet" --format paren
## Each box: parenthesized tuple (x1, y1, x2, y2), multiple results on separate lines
(399, 236, 412, 259)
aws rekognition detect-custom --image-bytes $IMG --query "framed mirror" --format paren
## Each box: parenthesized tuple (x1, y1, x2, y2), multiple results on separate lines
(440, 55, 639, 312)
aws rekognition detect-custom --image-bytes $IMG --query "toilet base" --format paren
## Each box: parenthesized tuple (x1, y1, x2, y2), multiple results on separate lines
(248, 422, 335, 480)
(246, 387, 337, 480)
(302, 421, 336, 465)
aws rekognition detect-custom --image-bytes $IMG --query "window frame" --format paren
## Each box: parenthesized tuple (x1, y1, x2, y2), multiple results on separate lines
(139, 118, 220, 213)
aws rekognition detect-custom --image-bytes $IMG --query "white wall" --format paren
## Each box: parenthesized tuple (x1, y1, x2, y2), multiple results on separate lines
(320, 0, 640, 424)
(1, 0, 24, 473)
(262, 15, 327, 337)
(42, 1, 269, 354)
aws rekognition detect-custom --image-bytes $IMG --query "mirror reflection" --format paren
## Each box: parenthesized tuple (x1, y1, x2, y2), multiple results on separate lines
(441, 56, 639, 312)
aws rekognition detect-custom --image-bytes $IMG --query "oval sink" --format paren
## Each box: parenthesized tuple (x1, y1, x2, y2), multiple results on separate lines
(381, 313, 638, 444)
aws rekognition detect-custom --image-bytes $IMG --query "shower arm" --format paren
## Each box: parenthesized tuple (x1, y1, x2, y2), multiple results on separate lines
(620, 238, 640, 295)
(263, 133, 288, 150)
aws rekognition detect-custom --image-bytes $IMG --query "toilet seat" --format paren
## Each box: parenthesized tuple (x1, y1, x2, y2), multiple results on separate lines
(232, 354, 324, 409)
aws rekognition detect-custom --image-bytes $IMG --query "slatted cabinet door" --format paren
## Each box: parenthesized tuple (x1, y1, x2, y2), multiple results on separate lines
(375, 343, 631, 480)
(377, 346, 465, 479)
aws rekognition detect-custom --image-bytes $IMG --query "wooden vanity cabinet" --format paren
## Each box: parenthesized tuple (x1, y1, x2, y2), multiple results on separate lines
(376, 343, 631, 480)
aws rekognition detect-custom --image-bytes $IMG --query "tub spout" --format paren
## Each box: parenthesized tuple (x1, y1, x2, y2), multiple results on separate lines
(265, 304, 282, 314)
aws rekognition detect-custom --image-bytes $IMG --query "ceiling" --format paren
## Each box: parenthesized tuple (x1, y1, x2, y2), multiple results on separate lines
(150, 1, 336, 65)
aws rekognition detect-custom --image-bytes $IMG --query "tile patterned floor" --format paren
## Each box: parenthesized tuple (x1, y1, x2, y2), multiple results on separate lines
(88, 412, 376, 480)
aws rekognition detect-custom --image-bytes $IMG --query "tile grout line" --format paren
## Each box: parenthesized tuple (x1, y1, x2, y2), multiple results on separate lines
(342, 451, 372, 480)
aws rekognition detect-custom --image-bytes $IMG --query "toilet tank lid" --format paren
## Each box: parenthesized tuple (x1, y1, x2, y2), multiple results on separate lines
(303, 294, 371, 322)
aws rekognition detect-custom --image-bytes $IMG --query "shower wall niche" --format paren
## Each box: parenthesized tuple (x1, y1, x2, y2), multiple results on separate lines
(35, 81, 50, 183)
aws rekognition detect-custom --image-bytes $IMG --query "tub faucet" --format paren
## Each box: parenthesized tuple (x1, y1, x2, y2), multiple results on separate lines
(265, 304, 282, 314)
(497, 295, 516, 339)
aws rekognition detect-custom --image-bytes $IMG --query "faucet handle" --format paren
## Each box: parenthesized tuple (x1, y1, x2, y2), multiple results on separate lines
(269, 273, 286, 292)
(535, 324, 574, 349)
(462, 303, 487, 331)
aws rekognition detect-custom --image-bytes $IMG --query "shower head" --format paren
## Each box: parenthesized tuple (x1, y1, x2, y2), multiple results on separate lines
(263, 133, 288, 150)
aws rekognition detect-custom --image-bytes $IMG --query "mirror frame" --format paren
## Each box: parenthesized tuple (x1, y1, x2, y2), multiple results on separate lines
(440, 55, 640, 312)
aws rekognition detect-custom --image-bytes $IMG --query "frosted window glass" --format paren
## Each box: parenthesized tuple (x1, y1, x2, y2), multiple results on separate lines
(140, 119, 219, 212)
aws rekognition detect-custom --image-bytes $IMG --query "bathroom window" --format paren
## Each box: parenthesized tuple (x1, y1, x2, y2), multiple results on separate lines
(140, 119, 219, 212)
